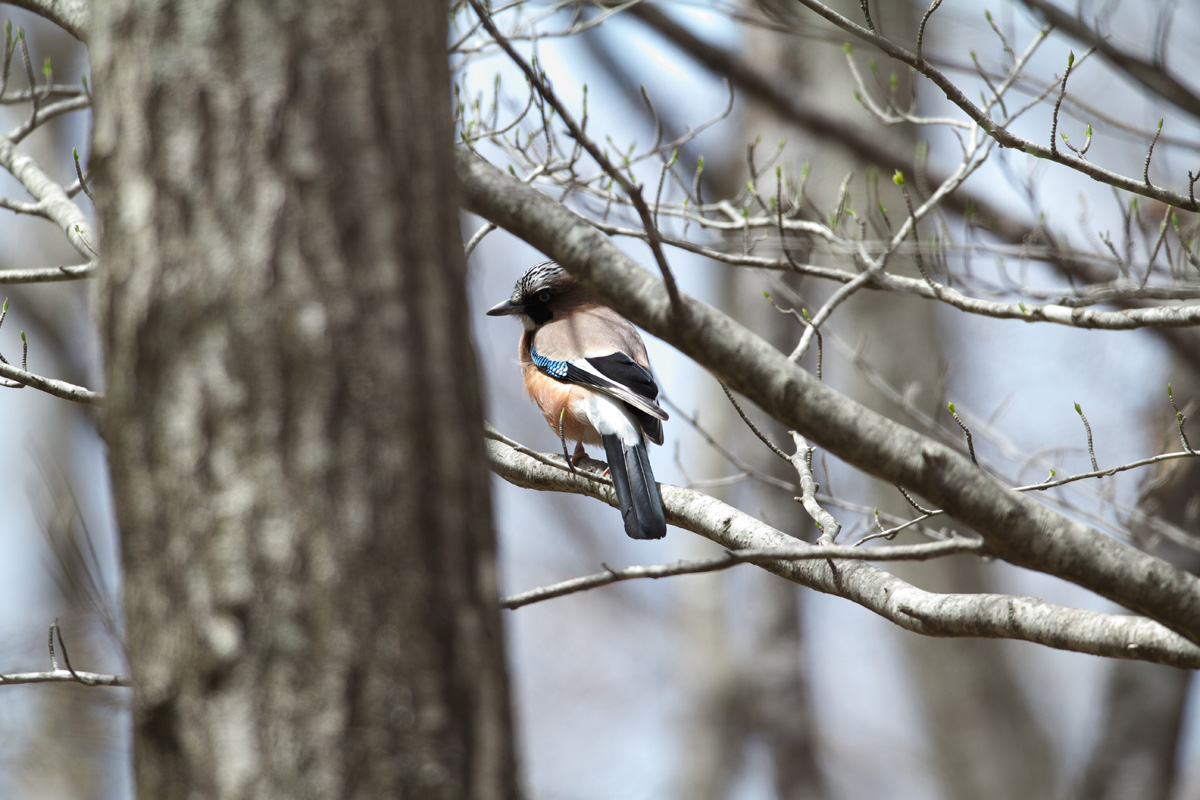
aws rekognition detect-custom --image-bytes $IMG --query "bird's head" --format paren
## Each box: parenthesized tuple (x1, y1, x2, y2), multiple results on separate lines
(486, 261, 591, 330)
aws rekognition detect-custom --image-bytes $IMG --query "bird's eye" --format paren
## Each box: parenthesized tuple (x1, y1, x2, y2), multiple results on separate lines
(537, 291, 551, 303)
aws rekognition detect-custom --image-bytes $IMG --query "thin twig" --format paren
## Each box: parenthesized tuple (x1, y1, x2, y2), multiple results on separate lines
(790, 432, 840, 543)
(790, 0, 1199, 211)
(1144, 118, 1163, 187)
(0, 619, 130, 687)
(897, 485, 938, 515)
(0, 669, 130, 687)
(718, 380, 789, 462)
(466, 0, 682, 311)
(1075, 401, 1100, 471)
(948, 402, 977, 464)
(53, 619, 81, 681)
(859, 0, 876, 32)
(500, 538, 984, 609)
(915, 0, 944, 66)
(0, 359, 102, 405)
(1168, 384, 1200, 455)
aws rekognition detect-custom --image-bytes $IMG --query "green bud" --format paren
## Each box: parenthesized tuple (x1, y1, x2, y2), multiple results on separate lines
(892, 170, 904, 186)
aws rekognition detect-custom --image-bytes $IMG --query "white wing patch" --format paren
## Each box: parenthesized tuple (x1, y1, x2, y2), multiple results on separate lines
(577, 392, 643, 446)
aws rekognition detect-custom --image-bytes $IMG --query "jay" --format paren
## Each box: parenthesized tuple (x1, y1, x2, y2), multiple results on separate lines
(488, 262, 668, 540)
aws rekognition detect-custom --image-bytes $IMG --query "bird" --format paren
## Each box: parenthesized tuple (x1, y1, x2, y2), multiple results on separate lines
(487, 262, 669, 540)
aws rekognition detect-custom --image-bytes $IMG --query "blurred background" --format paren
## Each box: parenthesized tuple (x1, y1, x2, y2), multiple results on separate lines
(463, 2, 1200, 799)
(3, 1, 1200, 798)
(0, 7, 127, 799)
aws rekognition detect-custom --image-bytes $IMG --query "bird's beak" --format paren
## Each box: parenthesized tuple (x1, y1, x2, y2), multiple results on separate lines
(486, 298, 523, 316)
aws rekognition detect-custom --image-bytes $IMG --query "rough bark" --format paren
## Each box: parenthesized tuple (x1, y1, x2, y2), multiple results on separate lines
(91, 1, 518, 797)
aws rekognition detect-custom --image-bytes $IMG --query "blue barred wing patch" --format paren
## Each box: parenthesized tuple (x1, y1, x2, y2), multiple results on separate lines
(530, 344, 570, 378)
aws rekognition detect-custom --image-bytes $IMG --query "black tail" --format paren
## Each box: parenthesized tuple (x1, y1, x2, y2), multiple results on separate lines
(603, 434, 667, 540)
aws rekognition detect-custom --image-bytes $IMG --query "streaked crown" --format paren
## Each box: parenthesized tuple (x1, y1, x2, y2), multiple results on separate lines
(510, 261, 568, 303)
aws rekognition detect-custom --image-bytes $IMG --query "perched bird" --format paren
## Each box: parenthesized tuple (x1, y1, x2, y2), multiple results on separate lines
(488, 262, 669, 540)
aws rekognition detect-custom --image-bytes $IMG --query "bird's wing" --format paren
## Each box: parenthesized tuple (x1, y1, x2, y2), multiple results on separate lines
(530, 306, 667, 444)
(530, 344, 668, 424)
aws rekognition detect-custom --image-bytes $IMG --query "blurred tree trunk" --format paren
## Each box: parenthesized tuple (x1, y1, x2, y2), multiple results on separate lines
(746, 1, 1058, 796)
(867, 5, 1058, 794)
(91, 1, 519, 797)
(1079, 354, 1200, 800)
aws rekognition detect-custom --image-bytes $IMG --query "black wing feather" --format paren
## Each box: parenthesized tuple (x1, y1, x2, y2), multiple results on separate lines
(563, 353, 666, 443)
(578, 353, 658, 402)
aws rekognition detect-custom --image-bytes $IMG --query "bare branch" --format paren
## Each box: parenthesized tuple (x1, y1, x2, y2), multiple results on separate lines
(0, 669, 129, 687)
(792, 0, 1200, 212)
(457, 148, 1200, 644)
(789, 432, 840, 543)
(0, 359, 103, 405)
(4, 0, 91, 44)
(0, 133, 96, 261)
(1, 617, 127, 688)
(501, 538, 982, 609)
(486, 433, 1200, 667)
(1015, 0, 1200, 120)
(0, 261, 97, 283)
(465, 0, 682, 310)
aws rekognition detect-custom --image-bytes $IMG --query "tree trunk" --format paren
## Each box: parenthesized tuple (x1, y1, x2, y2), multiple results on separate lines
(90, 1, 519, 797)
(1078, 361, 1200, 800)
